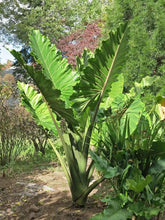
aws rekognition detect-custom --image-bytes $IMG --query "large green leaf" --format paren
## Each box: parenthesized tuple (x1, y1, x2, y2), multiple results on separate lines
(126, 175, 152, 194)
(111, 75, 158, 114)
(129, 75, 159, 97)
(10, 50, 77, 126)
(17, 82, 58, 135)
(72, 23, 128, 112)
(101, 73, 124, 110)
(111, 93, 128, 113)
(120, 99, 145, 137)
(29, 30, 77, 106)
(90, 151, 120, 178)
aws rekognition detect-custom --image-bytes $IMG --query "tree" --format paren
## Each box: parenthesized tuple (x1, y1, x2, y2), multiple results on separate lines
(11, 23, 128, 206)
(57, 22, 102, 66)
(103, 0, 165, 96)
(0, 0, 108, 45)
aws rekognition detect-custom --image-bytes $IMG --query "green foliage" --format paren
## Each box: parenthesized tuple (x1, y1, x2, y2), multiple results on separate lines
(11, 23, 128, 206)
(11, 38, 77, 126)
(90, 74, 165, 219)
(126, 174, 152, 194)
(91, 199, 132, 220)
(120, 99, 145, 137)
(0, 74, 52, 165)
(156, 95, 165, 120)
(90, 151, 120, 179)
(0, 0, 108, 44)
(72, 23, 128, 112)
(128, 202, 160, 220)
(17, 82, 58, 135)
(0, 146, 60, 176)
(29, 30, 76, 105)
(0, 103, 43, 166)
(102, 73, 124, 110)
(103, 0, 165, 97)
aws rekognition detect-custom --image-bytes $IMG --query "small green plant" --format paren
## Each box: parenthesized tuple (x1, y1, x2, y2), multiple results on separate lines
(0, 146, 59, 176)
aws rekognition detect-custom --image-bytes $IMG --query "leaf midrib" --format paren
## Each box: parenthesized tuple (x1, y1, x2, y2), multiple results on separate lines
(91, 28, 127, 126)
(32, 35, 57, 88)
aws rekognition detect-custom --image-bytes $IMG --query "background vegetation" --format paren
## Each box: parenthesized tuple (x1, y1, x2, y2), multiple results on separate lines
(0, 0, 165, 219)
(103, 0, 165, 94)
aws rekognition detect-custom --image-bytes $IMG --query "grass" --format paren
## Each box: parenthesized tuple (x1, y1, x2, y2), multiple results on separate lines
(0, 146, 63, 176)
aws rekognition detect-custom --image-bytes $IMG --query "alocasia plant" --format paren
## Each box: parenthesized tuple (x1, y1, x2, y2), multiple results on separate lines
(11, 23, 128, 206)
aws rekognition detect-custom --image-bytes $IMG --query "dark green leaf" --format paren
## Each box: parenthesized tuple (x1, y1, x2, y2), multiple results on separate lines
(120, 99, 145, 137)
(91, 199, 132, 220)
(90, 151, 120, 178)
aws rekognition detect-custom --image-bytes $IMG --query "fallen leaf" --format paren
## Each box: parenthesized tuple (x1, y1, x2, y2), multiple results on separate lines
(13, 213, 17, 216)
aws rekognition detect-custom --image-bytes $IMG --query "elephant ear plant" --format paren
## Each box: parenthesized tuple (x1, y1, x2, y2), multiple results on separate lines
(11, 23, 128, 206)
(89, 78, 165, 219)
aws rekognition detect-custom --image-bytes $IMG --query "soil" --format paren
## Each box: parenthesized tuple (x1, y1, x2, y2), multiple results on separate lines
(0, 164, 105, 220)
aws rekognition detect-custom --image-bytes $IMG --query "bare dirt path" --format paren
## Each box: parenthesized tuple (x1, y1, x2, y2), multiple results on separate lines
(0, 165, 104, 220)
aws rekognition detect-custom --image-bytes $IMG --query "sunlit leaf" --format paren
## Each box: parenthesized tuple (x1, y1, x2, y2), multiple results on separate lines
(120, 99, 145, 137)
(126, 175, 152, 193)
(11, 49, 77, 126)
(17, 82, 58, 135)
(72, 23, 128, 112)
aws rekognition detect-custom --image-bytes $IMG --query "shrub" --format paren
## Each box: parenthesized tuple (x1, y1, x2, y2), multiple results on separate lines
(0, 74, 52, 166)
